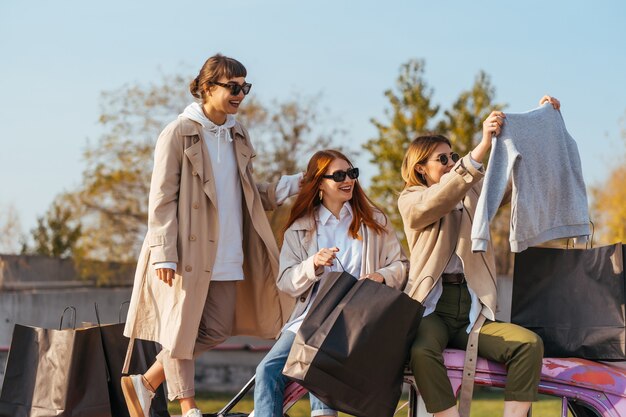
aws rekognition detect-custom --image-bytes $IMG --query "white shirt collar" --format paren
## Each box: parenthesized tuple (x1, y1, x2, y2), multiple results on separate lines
(317, 202, 353, 226)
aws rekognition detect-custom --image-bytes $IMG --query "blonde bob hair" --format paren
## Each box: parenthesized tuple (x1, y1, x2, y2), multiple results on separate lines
(401, 134, 452, 188)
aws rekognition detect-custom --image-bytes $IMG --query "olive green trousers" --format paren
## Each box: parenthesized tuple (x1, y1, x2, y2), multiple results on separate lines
(410, 282, 543, 413)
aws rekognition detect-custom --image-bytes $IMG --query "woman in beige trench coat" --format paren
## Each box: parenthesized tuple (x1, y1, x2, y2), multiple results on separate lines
(121, 54, 298, 417)
(398, 96, 561, 417)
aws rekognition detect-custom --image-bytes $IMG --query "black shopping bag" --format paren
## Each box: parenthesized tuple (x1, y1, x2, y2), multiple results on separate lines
(0, 307, 112, 417)
(98, 325, 170, 417)
(283, 271, 424, 417)
(512, 243, 625, 359)
(96, 302, 169, 417)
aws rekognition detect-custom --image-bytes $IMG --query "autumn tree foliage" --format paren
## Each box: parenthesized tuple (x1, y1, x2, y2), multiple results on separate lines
(28, 74, 345, 277)
(590, 113, 626, 244)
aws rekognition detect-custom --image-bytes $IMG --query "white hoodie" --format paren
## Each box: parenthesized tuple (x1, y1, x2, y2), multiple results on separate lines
(154, 103, 303, 279)
(179, 102, 244, 281)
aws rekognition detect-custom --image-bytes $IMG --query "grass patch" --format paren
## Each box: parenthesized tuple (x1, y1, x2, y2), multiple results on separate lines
(168, 387, 565, 416)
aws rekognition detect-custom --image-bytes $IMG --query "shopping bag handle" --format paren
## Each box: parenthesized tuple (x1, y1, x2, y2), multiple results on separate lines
(119, 300, 130, 324)
(59, 306, 77, 330)
(120, 300, 133, 375)
(92, 302, 113, 382)
(335, 256, 345, 271)
(94, 302, 102, 326)
(565, 221, 595, 249)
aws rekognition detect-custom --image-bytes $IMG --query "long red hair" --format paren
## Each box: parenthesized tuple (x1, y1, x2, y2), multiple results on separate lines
(284, 150, 387, 238)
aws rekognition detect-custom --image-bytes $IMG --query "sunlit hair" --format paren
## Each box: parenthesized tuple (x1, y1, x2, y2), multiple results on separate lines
(189, 54, 247, 102)
(401, 135, 452, 188)
(285, 150, 387, 238)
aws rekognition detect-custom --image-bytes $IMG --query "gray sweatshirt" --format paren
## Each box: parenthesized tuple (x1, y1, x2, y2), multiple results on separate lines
(471, 104, 590, 253)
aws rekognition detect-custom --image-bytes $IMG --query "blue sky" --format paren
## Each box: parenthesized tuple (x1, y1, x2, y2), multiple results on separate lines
(1, 0, 625, 239)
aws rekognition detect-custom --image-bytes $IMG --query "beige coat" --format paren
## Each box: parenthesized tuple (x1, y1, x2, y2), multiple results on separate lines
(398, 154, 498, 321)
(123, 117, 294, 359)
(277, 210, 408, 323)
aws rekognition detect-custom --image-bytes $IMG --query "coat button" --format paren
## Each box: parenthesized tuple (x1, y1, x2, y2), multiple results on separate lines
(193, 203, 199, 209)
(299, 296, 306, 302)
(189, 235, 196, 241)
(185, 265, 192, 272)
(192, 170, 198, 176)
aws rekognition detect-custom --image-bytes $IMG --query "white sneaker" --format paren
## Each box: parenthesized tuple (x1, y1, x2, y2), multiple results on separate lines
(183, 408, 203, 417)
(121, 374, 155, 417)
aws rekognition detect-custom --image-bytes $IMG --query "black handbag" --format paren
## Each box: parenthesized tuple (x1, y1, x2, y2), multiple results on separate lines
(283, 271, 424, 417)
(512, 243, 625, 359)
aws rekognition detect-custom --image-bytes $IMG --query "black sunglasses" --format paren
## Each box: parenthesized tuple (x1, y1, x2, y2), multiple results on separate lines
(428, 152, 460, 166)
(210, 81, 252, 96)
(322, 167, 359, 182)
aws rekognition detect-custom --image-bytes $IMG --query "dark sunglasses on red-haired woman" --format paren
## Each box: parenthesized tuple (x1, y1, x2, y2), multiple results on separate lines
(322, 167, 359, 182)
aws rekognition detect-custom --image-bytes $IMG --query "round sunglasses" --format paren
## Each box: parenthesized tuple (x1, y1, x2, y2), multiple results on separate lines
(322, 167, 359, 182)
(428, 152, 460, 165)
(209, 81, 252, 96)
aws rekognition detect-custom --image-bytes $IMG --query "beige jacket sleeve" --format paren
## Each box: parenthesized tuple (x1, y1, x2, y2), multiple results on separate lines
(147, 122, 182, 264)
(371, 215, 409, 291)
(398, 154, 485, 232)
(276, 227, 324, 297)
(238, 123, 280, 211)
(256, 179, 279, 211)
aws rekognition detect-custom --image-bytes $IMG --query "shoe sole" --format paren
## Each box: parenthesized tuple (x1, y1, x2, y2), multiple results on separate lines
(121, 376, 145, 417)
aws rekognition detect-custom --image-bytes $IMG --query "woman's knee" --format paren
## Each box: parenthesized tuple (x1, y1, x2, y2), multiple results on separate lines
(410, 340, 441, 368)
(515, 330, 544, 363)
(256, 358, 271, 381)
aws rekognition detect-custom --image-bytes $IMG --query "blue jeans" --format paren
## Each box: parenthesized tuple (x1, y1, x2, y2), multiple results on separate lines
(254, 330, 337, 417)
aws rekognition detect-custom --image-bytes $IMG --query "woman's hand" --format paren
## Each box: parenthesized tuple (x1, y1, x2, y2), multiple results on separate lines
(481, 111, 506, 142)
(539, 95, 561, 110)
(360, 272, 385, 284)
(471, 110, 506, 162)
(156, 268, 175, 287)
(313, 247, 339, 268)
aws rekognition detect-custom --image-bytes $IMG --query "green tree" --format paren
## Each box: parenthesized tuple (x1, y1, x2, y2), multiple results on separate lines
(364, 61, 505, 236)
(363, 59, 439, 233)
(437, 71, 505, 155)
(363, 59, 514, 271)
(28, 196, 82, 258)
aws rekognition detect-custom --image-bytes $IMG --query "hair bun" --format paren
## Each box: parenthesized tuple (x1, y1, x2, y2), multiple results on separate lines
(189, 77, 201, 98)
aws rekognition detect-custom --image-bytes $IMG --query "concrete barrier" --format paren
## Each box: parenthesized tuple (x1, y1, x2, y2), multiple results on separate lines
(0, 254, 515, 395)
(0, 287, 274, 393)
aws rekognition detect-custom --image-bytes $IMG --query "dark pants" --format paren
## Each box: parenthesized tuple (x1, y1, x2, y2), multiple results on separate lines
(409, 282, 543, 413)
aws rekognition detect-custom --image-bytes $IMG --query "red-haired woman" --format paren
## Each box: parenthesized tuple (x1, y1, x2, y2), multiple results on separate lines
(253, 149, 408, 417)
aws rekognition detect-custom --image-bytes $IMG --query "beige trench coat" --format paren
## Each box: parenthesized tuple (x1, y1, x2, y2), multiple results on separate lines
(124, 117, 295, 359)
(398, 153, 513, 319)
(398, 153, 514, 414)
(277, 210, 408, 324)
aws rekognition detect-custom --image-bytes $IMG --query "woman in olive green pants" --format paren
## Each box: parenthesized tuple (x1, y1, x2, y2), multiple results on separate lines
(398, 96, 559, 417)
(411, 282, 542, 413)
